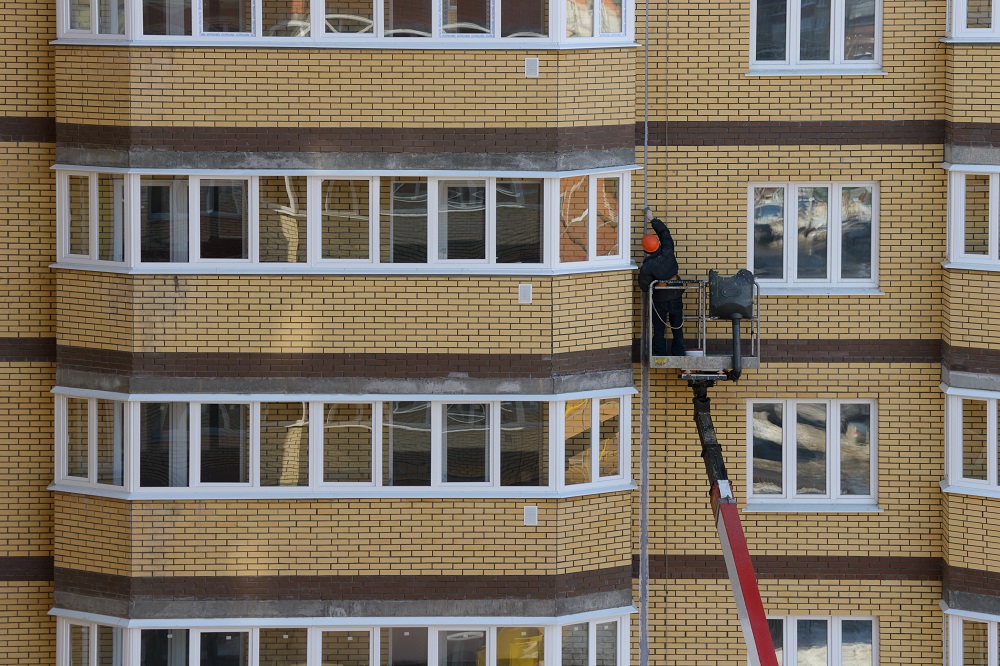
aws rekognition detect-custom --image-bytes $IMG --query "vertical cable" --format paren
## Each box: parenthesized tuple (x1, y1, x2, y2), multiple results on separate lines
(639, 2, 652, 666)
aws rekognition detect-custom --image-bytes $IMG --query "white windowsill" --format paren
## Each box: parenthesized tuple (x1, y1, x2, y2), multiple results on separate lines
(52, 37, 640, 50)
(942, 260, 1000, 273)
(49, 480, 637, 500)
(942, 37, 1000, 45)
(939, 480, 1000, 500)
(743, 502, 882, 513)
(746, 65, 885, 77)
(758, 286, 883, 296)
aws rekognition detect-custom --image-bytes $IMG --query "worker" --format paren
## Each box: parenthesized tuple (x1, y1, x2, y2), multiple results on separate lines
(638, 215, 685, 356)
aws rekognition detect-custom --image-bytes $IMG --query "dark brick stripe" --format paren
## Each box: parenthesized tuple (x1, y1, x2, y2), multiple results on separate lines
(632, 338, 941, 364)
(0, 117, 56, 143)
(55, 566, 631, 602)
(56, 345, 631, 379)
(0, 556, 55, 582)
(639, 120, 946, 147)
(637, 554, 942, 581)
(56, 123, 635, 154)
(0, 337, 57, 363)
(943, 343, 1000, 376)
(948, 122, 1000, 148)
(945, 564, 1000, 597)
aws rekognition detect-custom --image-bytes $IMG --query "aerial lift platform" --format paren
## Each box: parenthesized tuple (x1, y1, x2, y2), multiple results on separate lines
(645, 269, 777, 666)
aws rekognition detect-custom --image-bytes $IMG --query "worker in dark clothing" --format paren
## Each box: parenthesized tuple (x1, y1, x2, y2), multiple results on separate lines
(638, 216, 685, 356)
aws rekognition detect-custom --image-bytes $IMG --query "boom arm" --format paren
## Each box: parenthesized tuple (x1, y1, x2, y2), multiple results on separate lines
(691, 381, 779, 666)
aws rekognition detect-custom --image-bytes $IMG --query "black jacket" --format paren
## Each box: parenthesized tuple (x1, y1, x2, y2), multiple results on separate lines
(638, 218, 680, 300)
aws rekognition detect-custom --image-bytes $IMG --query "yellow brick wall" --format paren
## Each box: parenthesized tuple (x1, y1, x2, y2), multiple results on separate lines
(56, 271, 633, 354)
(943, 269, 1000, 350)
(0, 582, 55, 666)
(54, 47, 634, 127)
(943, 492, 1000, 574)
(637, 0, 945, 121)
(636, 364, 943, 557)
(0, 1, 54, 116)
(54, 492, 631, 577)
(945, 45, 1000, 123)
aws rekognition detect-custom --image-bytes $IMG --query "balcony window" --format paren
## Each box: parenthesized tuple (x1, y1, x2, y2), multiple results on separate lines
(947, 170, 1000, 268)
(57, 396, 125, 488)
(944, 392, 1000, 493)
(59, 171, 125, 264)
(949, 0, 1000, 38)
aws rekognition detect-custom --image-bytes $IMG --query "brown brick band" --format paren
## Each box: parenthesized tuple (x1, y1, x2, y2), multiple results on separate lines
(56, 123, 636, 154)
(639, 120, 946, 147)
(0, 556, 54, 581)
(54, 566, 632, 602)
(56, 345, 632, 379)
(632, 338, 942, 364)
(943, 343, 1000, 376)
(948, 122, 1000, 148)
(638, 554, 943, 581)
(0, 337, 57, 363)
(0, 117, 56, 143)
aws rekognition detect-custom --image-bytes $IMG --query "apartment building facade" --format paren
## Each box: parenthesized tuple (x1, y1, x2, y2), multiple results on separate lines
(1, 0, 998, 664)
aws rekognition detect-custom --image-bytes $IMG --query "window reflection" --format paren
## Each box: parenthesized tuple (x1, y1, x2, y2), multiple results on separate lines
(752, 403, 783, 495)
(753, 187, 784, 279)
(384, 0, 433, 36)
(199, 179, 248, 259)
(795, 403, 827, 495)
(798, 0, 831, 61)
(796, 186, 828, 280)
(840, 186, 872, 279)
(564, 399, 592, 485)
(383, 401, 432, 486)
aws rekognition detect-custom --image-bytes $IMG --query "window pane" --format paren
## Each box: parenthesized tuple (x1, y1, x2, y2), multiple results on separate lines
(68, 175, 90, 256)
(564, 399, 592, 485)
(438, 180, 486, 260)
(384, 0, 432, 36)
(567, 0, 594, 36)
(200, 404, 249, 483)
(601, 0, 623, 32)
(67, 398, 90, 479)
(752, 403, 783, 495)
(203, 0, 251, 32)
(322, 179, 370, 260)
(964, 175, 990, 256)
(839, 403, 871, 496)
(501, 0, 547, 36)
(501, 401, 548, 486)
(263, 0, 311, 36)
(840, 620, 873, 666)
(840, 186, 873, 279)
(438, 630, 486, 666)
(753, 187, 784, 279)
(443, 0, 491, 34)
(796, 186, 828, 279)
(259, 176, 307, 262)
(139, 403, 190, 487)
(560, 176, 590, 262)
(799, 0, 832, 60)
(140, 629, 189, 666)
(97, 175, 124, 262)
(200, 631, 249, 666)
(968, 0, 992, 28)
(141, 176, 189, 263)
(596, 621, 617, 666)
(561, 624, 588, 666)
(962, 399, 989, 481)
(324, 403, 373, 483)
(380, 178, 428, 263)
(498, 628, 543, 666)
(97, 625, 123, 666)
(844, 0, 875, 60)
(755, 0, 786, 61)
(963, 619, 989, 666)
(768, 619, 783, 665)
(496, 179, 543, 263)
(596, 176, 620, 257)
(796, 403, 827, 495)
(70, 624, 90, 666)
(70, 0, 92, 29)
(598, 398, 620, 478)
(99, 0, 126, 34)
(382, 628, 428, 666)
(143, 0, 192, 35)
(96, 400, 124, 486)
(325, 2, 375, 33)
(383, 401, 432, 486)
(322, 630, 370, 666)
(260, 628, 308, 666)
(260, 402, 309, 487)
(443, 403, 490, 483)
(796, 619, 827, 666)
(200, 179, 248, 259)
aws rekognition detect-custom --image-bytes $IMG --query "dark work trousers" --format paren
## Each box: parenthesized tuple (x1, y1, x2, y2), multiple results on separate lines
(651, 296, 685, 356)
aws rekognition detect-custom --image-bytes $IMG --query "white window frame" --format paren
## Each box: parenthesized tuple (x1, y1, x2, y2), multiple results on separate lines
(749, 0, 882, 71)
(947, 169, 1000, 268)
(56, 171, 128, 266)
(949, 0, 1000, 39)
(944, 391, 1000, 491)
(746, 399, 877, 505)
(54, 395, 128, 489)
(53, 389, 632, 497)
(945, 612, 1000, 666)
(748, 182, 879, 289)
(61, 0, 128, 37)
(766, 616, 878, 666)
(557, 173, 629, 265)
(59, 619, 127, 666)
(196, 0, 254, 35)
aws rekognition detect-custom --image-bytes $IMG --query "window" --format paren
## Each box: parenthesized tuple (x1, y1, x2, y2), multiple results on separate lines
(945, 392, 1000, 492)
(752, 0, 880, 69)
(748, 400, 876, 504)
(566, 0, 624, 37)
(63, 621, 124, 666)
(55, 392, 629, 495)
(58, 170, 630, 271)
(750, 183, 877, 288)
(949, 0, 1000, 39)
(767, 616, 876, 666)
(945, 613, 1000, 666)
(947, 170, 1000, 267)
(65, 0, 127, 35)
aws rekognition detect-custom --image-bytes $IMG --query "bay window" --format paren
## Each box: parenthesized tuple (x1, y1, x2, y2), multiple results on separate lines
(751, 0, 880, 70)
(947, 169, 1000, 267)
(57, 396, 126, 488)
(944, 391, 1000, 493)
(59, 171, 126, 265)
(949, 0, 1000, 39)
(945, 612, 1000, 666)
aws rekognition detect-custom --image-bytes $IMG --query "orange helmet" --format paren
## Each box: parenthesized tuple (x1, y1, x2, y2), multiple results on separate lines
(641, 234, 660, 253)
